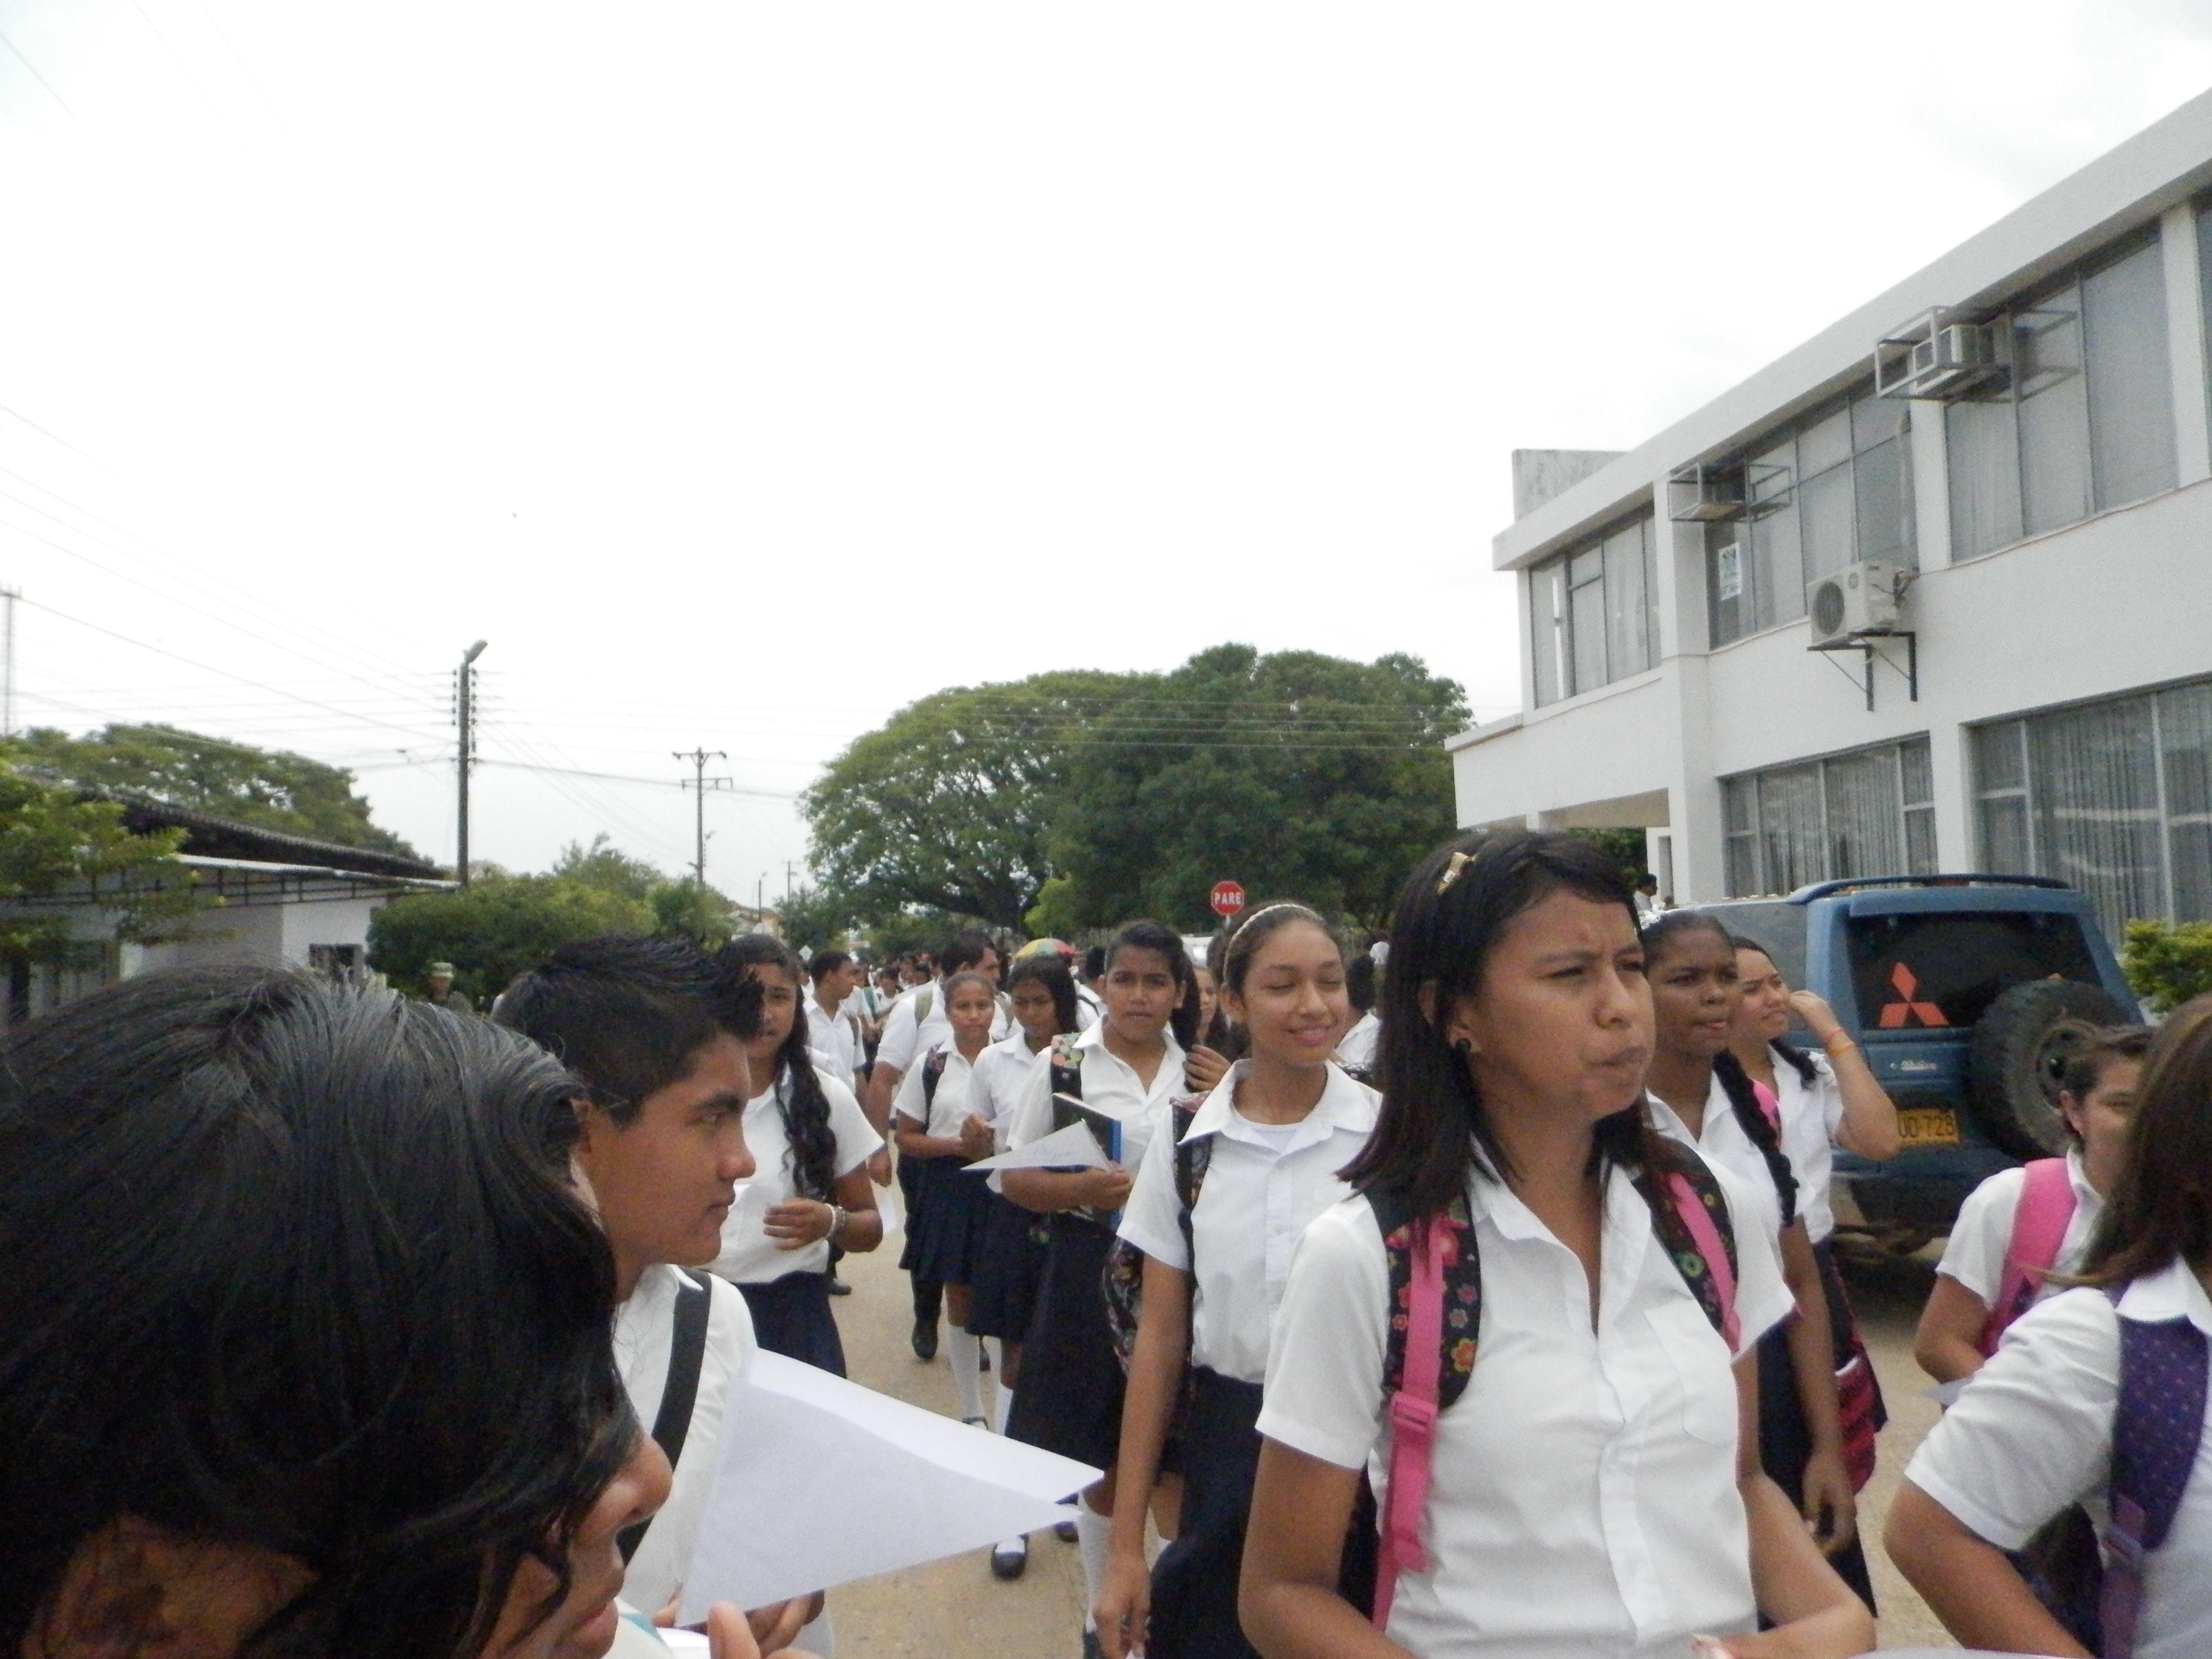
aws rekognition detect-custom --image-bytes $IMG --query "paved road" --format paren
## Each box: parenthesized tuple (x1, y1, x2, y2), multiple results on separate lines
(822, 1237, 1960, 1656)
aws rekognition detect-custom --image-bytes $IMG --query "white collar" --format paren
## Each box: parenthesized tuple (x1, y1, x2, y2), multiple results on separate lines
(2114, 1257, 2212, 1334)
(1075, 1018, 1185, 1070)
(1182, 1059, 1379, 1153)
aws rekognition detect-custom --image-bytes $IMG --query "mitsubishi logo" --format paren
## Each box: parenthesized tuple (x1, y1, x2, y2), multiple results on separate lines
(1877, 962, 1949, 1029)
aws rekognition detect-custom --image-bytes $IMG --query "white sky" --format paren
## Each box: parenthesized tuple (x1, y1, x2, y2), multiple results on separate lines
(2, 2, 2209, 897)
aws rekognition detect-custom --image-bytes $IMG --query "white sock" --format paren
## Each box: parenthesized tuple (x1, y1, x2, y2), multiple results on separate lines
(992, 1380, 1015, 1436)
(796, 1607, 833, 1657)
(1076, 1494, 1113, 1633)
(948, 1329, 983, 1421)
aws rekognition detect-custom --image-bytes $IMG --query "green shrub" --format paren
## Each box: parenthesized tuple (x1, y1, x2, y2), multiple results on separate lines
(2121, 917, 2212, 1013)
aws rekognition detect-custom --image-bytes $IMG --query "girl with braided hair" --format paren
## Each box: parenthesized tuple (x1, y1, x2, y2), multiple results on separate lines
(710, 936, 883, 1377)
(1639, 909, 1873, 1612)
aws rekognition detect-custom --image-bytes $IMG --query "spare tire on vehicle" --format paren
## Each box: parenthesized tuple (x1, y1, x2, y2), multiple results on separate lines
(1968, 978, 2131, 1159)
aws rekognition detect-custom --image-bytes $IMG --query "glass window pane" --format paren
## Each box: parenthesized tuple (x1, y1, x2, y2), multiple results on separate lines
(1854, 436, 1912, 567)
(1530, 563, 1563, 708)
(1975, 720, 2027, 792)
(2159, 681, 2212, 921)
(1823, 746, 1903, 880)
(1604, 521, 1650, 679)
(1799, 405, 1852, 476)
(1709, 527, 1744, 647)
(1900, 736, 1934, 807)
(1982, 793, 2032, 874)
(1640, 523, 1659, 668)
(2083, 236, 2178, 510)
(1758, 762, 1826, 893)
(1947, 394, 2023, 559)
(2016, 294, 2092, 535)
(1569, 546, 1604, 588)
(1851, 394, 1907, 453)
(1905, 806, 1939, 875)
(1570, 560, 1608, 694)
(1800, 464, 1856, 584)
(1750, 436, 1794, 506)
(1723, 776, 1759, 896)
(2027, 694, 2164, 938)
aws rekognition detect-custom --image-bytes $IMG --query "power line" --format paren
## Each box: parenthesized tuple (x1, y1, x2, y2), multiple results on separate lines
(0, 25, 71, 112)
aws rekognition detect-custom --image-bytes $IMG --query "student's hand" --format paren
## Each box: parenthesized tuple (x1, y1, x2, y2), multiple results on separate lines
(1695, 1598, 1874, 1656)
(867, 1148, 891, 1187)
(1798, 1448, 1858, 1555)
(958, 1114, 995, 1161)
(1785, 990, 1846, 1047)
(1094, 1550, 1153, 1658)
(1080, 1164, 1134, 1211)
(764, 1200, 835, 1249)
(703, 1601, 823, 1659)
(1183, 1045, 1231, 1094)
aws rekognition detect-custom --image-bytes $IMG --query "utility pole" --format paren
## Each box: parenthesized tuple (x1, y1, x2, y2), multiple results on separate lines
(456, 640, 487, 885)
(0, 587, 17, 739)
(674, 749, 731, 884)
(784, 860, 797, 903)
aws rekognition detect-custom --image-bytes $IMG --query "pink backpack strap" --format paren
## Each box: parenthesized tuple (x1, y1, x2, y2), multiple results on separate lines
(1750, 1078, 1782, 1138)
(1374, 1217, 1451, 1629)
(1984, 1158, 2076, 1356)
(1665, 1171, 1740, 1352)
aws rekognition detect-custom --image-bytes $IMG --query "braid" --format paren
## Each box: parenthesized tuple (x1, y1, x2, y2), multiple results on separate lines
(776, 1029, 840, 1202)
(1770, 1036, 1819, 1086)
(1712, 1048, 1798, 1226)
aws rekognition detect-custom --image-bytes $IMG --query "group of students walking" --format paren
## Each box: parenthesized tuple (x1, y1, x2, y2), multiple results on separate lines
(7, 823, 2212, 1659)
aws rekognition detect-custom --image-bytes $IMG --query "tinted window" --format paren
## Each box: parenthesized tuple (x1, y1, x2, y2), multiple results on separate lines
(1846, 911, 2099, 1032)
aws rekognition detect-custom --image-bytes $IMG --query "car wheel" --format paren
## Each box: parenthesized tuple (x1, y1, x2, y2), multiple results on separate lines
(1967, 979, 2130, 1159)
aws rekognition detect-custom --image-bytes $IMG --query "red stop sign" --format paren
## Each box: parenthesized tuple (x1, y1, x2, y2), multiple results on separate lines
(1210, 880, 1246, 917)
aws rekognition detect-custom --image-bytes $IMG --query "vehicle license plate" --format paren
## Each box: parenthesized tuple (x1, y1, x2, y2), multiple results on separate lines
(1896, 1105, 1960, 1148)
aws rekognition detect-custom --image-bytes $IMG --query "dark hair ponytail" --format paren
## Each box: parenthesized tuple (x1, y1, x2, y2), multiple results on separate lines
(713, 937, 839, 1201)
(1711, 1047, 1798, 1226)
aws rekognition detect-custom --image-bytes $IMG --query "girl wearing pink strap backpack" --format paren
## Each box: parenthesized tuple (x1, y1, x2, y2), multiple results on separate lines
(1888, 1000, 2212, 1658)
(1914, 1025, 2150, 1388)
(1239, 831, 1873, 1659)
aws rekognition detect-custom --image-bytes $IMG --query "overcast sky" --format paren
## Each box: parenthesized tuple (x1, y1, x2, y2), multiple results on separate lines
(2, 2, 2209, 896)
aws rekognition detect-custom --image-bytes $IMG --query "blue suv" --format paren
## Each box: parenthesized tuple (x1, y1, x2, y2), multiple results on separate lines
(1697, 874, 2139, 1250)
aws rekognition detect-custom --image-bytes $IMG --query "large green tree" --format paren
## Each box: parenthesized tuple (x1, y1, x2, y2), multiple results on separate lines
(367, 872, 657, 1004)
(11, 723, 425, 861)
(0, 763, 204, 970)
(802, 670, 1146, 931)
(1050, 645, 1468, 929)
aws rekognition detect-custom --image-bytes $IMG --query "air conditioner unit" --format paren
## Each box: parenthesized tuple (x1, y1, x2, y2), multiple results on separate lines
(1808, 560, 1901, 647)
(1874, 309, 2008, 400)
(1667, 462, 1745, 522)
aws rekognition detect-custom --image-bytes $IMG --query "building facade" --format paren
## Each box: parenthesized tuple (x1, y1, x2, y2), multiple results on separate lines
(1452, 88, 2212, 941)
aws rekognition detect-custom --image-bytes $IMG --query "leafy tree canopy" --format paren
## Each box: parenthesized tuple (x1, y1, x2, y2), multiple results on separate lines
(368, 872, 657, 1003)
(9, 723, 425, 862)
(0, 762, 205, 966)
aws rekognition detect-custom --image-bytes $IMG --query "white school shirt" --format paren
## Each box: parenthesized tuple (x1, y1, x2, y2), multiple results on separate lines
(1766, 1046, 1846, 1245)
(1259, 1161, 1792, 1659)
(612, 1264, 759, 1615)
(1906, 1260, 2212, 1659)
(1335, 1010, 1380, 1070)
(1004, 1020, 1187, 1179)
(711, 1071, 882, 1284)
(803, 996, 865, 1085)
(969, 1032, 1050, 1152)
(1933, 1146, 2104, 1309)
(892, 1042, 987, 1140)
(1075, 983, 1104, 1030)
(1644, 1081, 1787, 1245)
(876, 982, 1013, 1076)
(1118, 1060, 1379, 1383)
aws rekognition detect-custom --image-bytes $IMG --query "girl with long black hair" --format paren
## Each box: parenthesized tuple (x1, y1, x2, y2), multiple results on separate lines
(711, 936, 883, 1376)
(1240, 831, 1867, 1659)
(1639, 910, 1872, 1612)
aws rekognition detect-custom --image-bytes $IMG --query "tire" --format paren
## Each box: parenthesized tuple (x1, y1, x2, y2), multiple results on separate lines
(1967, 979, 2130, 1159)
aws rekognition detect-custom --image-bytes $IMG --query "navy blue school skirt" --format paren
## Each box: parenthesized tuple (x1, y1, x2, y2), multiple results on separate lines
(1149, 1367, 1266, 1659)
(736, 1269, 846, 1376)
(900, 1154, 991, 1285)
(1757, 1317, 1874, 1610)
(965, 1191, 1049, 1339)
(1005, 1214, 1123, 1473)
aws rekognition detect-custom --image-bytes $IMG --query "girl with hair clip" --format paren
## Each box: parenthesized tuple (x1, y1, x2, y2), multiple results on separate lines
(1002, 920, 1197, 1659)
(1641, 910, 1874, 1612)
(1094, 902, 1380, 1659)
(1240, 833, 1869, 1659)
(711, 936, 884, 1377)
(1888, 998, 2212, 1659)
(893, 969, 1004, 1428)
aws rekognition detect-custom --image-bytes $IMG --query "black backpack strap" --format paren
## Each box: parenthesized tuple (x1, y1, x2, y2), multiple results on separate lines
(1169, 1097, 1210, 1264)
(618, 1269, 714, 1563)
(1371, 1184, 1480, 1412)
(920, 1046, 950, 1111)
(1637, 1141, 1741, 1343)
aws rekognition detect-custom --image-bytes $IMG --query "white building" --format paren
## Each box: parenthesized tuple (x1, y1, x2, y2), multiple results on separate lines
(1452, 88, 2212, 942)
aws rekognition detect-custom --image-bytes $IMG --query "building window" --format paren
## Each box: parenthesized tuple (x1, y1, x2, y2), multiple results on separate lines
(1722, 735, 1937, 896)
(1528, 513, 1656, 707)
(1706, 385, 1914, 648)
(1974, 678, 2212, 938)
(1948, 228, 2179, 562)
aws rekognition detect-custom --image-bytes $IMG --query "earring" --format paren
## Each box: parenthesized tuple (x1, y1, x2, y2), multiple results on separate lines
(1451, 1036, 1474, 1057)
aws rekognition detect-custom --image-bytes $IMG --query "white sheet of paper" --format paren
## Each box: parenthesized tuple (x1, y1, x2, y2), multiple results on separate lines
(960, 1120, 1111, 1173)
(677, 1351, 1099, 1617)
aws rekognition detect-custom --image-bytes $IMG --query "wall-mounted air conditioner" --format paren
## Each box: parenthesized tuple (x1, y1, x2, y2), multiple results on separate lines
(1808, 560, 1902, 647)
(1874, 309, 2007, 400)
(1667, 462, 1745, 522)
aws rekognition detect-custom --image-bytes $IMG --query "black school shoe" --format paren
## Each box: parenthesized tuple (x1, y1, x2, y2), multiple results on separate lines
(826, 1270, 852, 1297)
(911, 1314, 938, 1360)
(990, 1535, 1028, 1579)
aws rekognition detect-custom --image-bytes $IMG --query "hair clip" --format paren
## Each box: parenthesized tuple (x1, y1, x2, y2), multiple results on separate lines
(1436, 849, 1474, 894)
